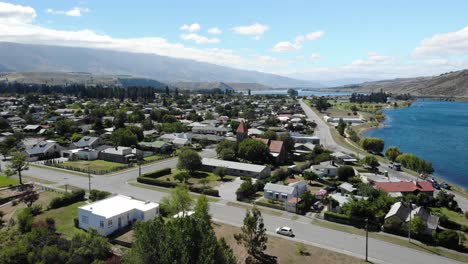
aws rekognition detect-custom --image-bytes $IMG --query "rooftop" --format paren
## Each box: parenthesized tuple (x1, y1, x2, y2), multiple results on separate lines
(79, 195, 159, 218)
(202, 158, 267, 173)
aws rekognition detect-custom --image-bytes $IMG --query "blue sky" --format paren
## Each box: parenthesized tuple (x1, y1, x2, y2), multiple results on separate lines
(1, 0, 468, 81)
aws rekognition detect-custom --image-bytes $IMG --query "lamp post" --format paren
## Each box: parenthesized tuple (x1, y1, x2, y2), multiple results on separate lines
(365, 218, 369, 262)
(64, 177, 68, 192)
(84, 162, 91, 192)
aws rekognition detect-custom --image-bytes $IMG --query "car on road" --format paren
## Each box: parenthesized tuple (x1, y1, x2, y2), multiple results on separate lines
(276, 226, 294, 237)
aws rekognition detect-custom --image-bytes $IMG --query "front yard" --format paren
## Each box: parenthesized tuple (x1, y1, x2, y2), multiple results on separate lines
(0, 176, 19, 188)
(163, 169, 235, 188)
(52, 160, 129, 175)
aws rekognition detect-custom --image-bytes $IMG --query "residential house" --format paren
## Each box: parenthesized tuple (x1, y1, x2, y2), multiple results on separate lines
(24, 140, 65, 161)
(159, 133, 192, 147)
(330, 193, 368, 213)
(291, 134, 320, 144)
(201, 158, 270, 178)
(375, 181, 435, 197)
(138, 141, 174, 154)
(254, 138, 287, 164)
(191, 126, 229, 136)
(98, 146, 137, 164)
(338, 182, 357, 194)
(78, 195, 159, 236)
(331, 152, 358, 164)
(263, 181, 308, 212)
(23, 125, 42, 134)
(74, 136, 103, 149)
(384, 202, 439, 235)
(309, 161, 339, 178)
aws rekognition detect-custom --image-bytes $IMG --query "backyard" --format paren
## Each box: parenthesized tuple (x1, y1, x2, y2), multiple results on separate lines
(35, 200, 87, 238)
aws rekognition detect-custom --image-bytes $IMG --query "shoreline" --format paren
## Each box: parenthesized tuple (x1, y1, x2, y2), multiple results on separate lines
(361, 100, 467, 191)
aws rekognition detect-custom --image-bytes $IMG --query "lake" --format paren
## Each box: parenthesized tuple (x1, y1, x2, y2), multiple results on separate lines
(364, 100, 468, 188)
(248, 90, 351, 96)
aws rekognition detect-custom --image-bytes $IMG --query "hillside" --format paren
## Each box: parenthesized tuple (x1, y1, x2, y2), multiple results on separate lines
(0, 42, 321, 88)
(328, 70, 468, 97)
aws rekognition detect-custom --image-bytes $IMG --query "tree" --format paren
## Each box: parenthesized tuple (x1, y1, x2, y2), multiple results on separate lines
(359, 137, 385, 153)
(337, 118, 346, 136)
(287, 88, 298, 97)
(396, 153, 434, 174)
(141, 117, 154, 130)
(434, 229, 461, 249)
(174, 171, 190, 183)
(385, 146, 402, 162)
(70, 133, 83, 143)
(161, 185, 193, 216)
(297, 191, 314, 214)
(194, 195, 211, 224)
(410, 216, 427, 236)
(5, 151, 29, 185)
(219, 148, 236, 161)
(303, 170, 318, 184)
(278, 133, 295, 161)
(110, 128, 138, 147)
(0, 136, 16, 159)
(238, 138, 270, 164)
(214, 166, 228, 181)
(234, 207, 270, 263)
(314, 97, 330, 112)
(261, 130, 277, 140)
(236, 178, 257, 200)
(68, 229, 111, 262)
(17, 208, 33, 233)
(113, 110, 127, 128)
(55, 119, 76, 136)
(361, 155, 379, 171)
(337, 166, 355, 181)
(177, 148, 202, 175)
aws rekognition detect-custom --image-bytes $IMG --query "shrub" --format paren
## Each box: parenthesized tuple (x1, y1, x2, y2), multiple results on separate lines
(49, 189, 86, 209)
(89, 190, 111, 201)
(240, 176, 251, 181)
(137, 177, 177, 188)
(434, 229, 461, 250)
(17, 208, 33, 233)
(30, 204, 43, 216)
(337, 166, 355, 181)
(142, 168, 172, 178)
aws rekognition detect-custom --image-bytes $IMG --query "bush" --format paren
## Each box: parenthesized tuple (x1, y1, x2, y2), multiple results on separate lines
(240, 176, 251, 181)
(137, 177, 177, 188)
(434, 229, 461, 250)
(89, 190, 111, 201)
(337, 166, 355, 181)
(142, 168, 172, 178)
(30, 204, 43, 216)
(49, 189, 86, 209)
(17, 208, 33, 233)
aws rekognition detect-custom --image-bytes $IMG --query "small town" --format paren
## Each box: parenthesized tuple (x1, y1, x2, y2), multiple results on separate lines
(0, 86, 467, 264)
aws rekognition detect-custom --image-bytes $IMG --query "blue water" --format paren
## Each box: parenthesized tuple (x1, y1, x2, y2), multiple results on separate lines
(248, 90, 351, 96)
(365, 100, 468, 188)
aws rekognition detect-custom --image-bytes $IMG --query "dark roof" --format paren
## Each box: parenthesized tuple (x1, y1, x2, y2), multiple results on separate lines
(25, 141, 57, 155)
(75, 136, 100, 148)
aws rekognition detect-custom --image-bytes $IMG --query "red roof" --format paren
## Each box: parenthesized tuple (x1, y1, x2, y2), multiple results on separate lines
(254, 137, 269, 145)
(375, 181, 434, 193)
(269, 140, 284, 153)
(287, 178, 299, 184)
(236, 120, 248, 133)
(287, 197, 302, 204)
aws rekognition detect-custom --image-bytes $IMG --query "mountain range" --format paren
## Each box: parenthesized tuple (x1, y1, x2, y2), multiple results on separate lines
(0, 42, 322, 88)
(327, 70, 468, 98)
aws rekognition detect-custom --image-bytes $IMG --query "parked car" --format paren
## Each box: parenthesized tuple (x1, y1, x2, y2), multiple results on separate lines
(276, 226, 294, 237)
(388, 162, 401, 171)
(439, 182, 451, 190)
(313, 201, 324, 211)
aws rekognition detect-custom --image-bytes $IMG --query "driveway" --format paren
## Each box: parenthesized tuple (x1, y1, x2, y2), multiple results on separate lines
(217, 177, 243, 201)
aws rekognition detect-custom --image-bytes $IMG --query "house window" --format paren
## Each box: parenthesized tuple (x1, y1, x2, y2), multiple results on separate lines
(108, 220, 113, 227)
(281, 194, 288, 200)
(100, 220, 104, 228)
(81, 215, 89, 224)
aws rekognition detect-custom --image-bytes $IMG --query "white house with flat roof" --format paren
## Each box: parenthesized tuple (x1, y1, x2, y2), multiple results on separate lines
(78, 195, 159, 236)
(201, 158, 270, 178)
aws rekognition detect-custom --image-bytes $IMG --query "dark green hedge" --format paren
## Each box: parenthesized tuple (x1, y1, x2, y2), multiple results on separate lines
(49, 189, 86, 209)
(143, 168, 172, 179)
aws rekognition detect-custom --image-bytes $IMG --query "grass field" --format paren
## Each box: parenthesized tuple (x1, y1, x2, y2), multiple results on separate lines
(143, 155, 171, 162)
(311, 219, 468, 263)
(128, 182, 219, 202)
(57, 160, 127, 175)
(162, 169, 235, 188)
(35, 201, 87, 238)
(432, 207, 468, 227)
(0, 176, 19, 187)
(213, 222, 365, 264)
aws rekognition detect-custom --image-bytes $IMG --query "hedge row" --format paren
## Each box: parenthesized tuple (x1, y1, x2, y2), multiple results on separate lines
(142, 168, 172, 179)
(89, 189, 111, 201)
(137, 177, 219, 197)
(254, 201, 284, 211)
(324, 211, 380, 231)
(49, 189, 86, 209)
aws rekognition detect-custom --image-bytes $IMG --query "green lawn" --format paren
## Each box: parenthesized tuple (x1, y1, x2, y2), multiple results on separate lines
(35, 201, 87, 238)
(163, 169, 233, 188)
(432, 207, 468, 227)
(311, 219, 468, 263)
(143, 155, 171, 162)
(129, 182, 219, 202)
(0, 175, 19, 187)
(59, 160, 128, 174)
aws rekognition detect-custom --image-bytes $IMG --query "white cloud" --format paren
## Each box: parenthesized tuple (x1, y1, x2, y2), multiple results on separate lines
(46, 7, 90, 17)
(207, 27, 222, 34)
(272, 41, 301, 52)
(413, 26, 468, 57)
(0, 2, 36, 23)
(232, 23, 269, 39)
(180, 33, 220, 44)
(351, 52, 393, 65)
(0, 3, 290, 71)
(272, 30, 324, 52)
(179, 23, 200, 32)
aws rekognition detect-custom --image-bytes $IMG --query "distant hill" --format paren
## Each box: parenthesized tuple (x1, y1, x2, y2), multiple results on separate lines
(0, 42, 321, 88)
(327, 70, 468, 98)
(169, 81, 234, 92)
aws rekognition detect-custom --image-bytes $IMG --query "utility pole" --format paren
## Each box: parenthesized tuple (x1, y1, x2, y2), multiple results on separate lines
(408, 202, 412, 242)
(64, 177, 68, 192)
(138, 161, 142, 178)
(88, 164, 91, 192)
(365, 218, 369, 262)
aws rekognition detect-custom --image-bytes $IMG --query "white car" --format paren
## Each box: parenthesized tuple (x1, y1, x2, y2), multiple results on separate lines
(276, 226, 294, 237)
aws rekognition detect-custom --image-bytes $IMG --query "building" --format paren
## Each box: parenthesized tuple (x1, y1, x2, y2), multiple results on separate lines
(23, 124, 42, 133)
(324, 116, 365, 124)
(24, 140, 65, 161)
(138, 141, 174, 154)
(236, 120, 248, 141)
(330, 193, 368, 213)
(291, 134, 320, 144)
(375, 181, 435, 197)
(78, 195, 159, 236)
(191, 126, 229, 136)
(384, 202, 439, 235)
(263, 181, 308, 202)
(74, 136, 103, 149)
(309, 161, 339, 177)
(201, 158, 270, 178)
(98, 146, 137, 164)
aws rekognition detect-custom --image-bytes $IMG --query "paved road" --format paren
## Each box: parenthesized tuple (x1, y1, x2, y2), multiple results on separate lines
(8, 148, 462, 263)
(299, 99, 468, 212)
